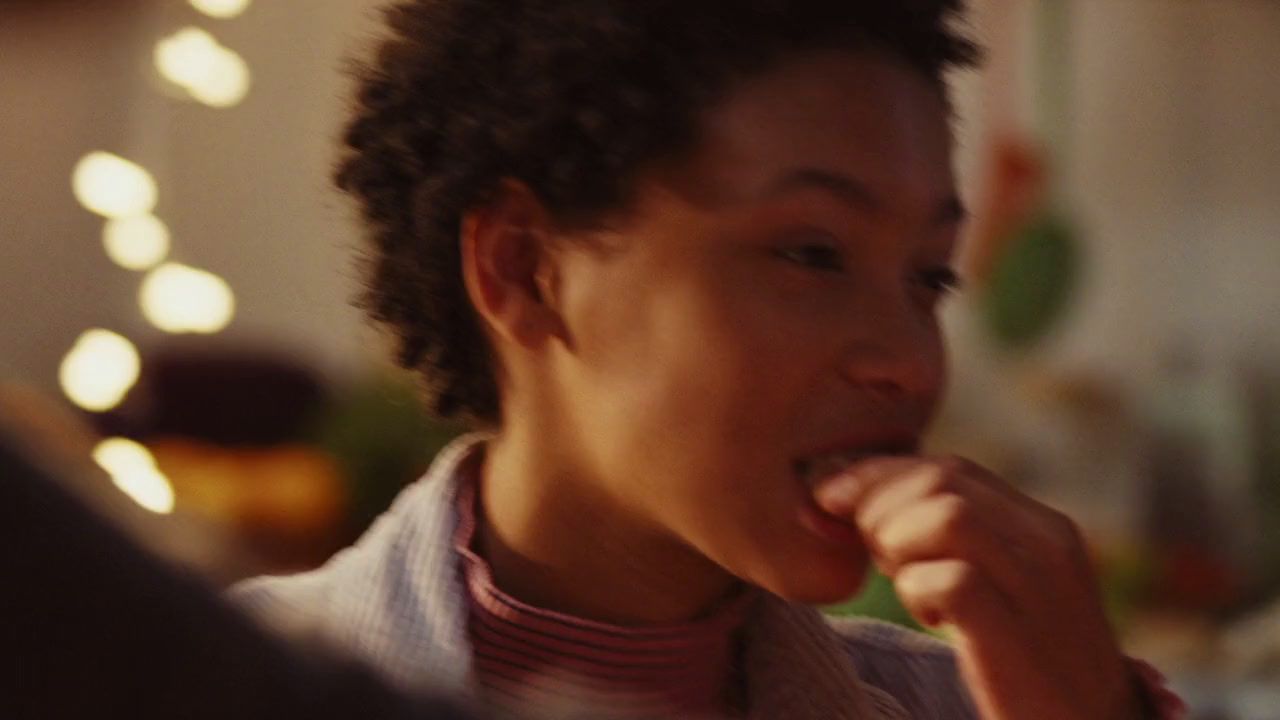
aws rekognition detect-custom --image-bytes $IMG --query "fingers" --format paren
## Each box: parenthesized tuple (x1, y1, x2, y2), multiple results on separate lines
(869, 492, 1029, 600)
(893, 558, 1014, 631)
(813, 454, 1141, 720)
(902, 557, 1134, 720)
(815, 455, 1015, 528)
(813, 455, 1091, 605)
(894, 559, 1041, 720)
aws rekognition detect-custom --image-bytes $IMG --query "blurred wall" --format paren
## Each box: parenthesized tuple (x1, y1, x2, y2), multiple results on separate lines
(1060, 0, 1280, 379)
(0, 0, 383, 394)
(2, 0, 157, 388)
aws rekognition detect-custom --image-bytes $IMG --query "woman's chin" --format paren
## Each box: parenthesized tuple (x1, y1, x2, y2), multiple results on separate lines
(750, 549, 872, 607)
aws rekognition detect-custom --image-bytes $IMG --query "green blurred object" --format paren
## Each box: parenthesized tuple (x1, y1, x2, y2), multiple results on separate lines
(981, 212, 1080, 350)
(824, 569, 925, 632)
(309, 374, 463, 536)
(1098, 544, 1157, 632)
(824, 556, 1153, 638)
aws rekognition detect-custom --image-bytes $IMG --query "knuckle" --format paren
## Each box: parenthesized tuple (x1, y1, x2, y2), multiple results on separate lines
(926, 454, 995, 495)
(938, 453, 983, 478)
(937, 453, 970, 472)
(915, 463, 954, 496)
(937, 561, 981, 606)
(896, 560, 985, 619)
(934, 494, 973, 539)
(1043, 512, 1087, 568)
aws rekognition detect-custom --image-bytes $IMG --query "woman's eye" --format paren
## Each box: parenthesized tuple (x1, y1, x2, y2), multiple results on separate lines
(917, 266, 963, 295)
(773, 243, 844, 272)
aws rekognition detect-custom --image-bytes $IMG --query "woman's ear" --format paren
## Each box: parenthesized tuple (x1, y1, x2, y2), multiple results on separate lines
(461, 180, 565, 349)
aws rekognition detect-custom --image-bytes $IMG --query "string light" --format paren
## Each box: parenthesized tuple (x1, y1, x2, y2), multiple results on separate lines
(65, 11, 247, 468)
(186, 47, 250, 108)
(139, 262, 236, 334)
(59, 329, 141, 412)
(71, 152, 158, 219)
(189, 0, 252, 20)
(154, 27, 251, 108)
(103, 214, 171, 271)
(92, 437, 176, 514)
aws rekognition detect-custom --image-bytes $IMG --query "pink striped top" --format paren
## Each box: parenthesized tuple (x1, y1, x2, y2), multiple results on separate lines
(454, 475, 756, 718)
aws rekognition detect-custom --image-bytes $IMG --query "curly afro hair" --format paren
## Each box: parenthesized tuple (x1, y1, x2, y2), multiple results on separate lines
(336, 0, 979, 426)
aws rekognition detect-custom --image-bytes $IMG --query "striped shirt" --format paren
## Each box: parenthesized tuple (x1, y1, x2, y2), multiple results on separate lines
(231, 434, 1184, 719)
(456, 472, 754, 717)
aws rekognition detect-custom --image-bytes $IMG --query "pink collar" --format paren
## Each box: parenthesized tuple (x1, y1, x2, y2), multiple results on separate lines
(453, 460, 755, 717)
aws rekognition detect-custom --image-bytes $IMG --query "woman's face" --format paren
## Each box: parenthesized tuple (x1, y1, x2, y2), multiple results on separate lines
(547, 50, 962, 604)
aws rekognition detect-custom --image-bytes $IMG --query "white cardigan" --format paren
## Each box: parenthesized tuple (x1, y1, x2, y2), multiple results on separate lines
(231, 435, 976, 719)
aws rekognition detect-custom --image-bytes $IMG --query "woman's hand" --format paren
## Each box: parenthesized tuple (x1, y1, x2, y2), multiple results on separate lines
(814, 455, 1143, 720)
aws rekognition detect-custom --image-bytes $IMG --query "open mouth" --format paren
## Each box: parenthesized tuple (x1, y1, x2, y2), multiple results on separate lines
(793, 441, 918, 489)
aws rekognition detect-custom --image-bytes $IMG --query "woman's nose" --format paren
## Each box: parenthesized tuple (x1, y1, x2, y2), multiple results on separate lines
(836, 301, 944, 403)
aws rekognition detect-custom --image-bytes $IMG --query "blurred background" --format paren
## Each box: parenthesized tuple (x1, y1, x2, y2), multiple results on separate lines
(1, 0, 1277, 716)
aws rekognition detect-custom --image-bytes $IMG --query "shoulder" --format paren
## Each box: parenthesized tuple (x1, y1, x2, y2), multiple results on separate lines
(229, 433, 485, 620)
(225, 435, 488, 689)
(827, 615, 979, 720)
(226, 477, 429, 645)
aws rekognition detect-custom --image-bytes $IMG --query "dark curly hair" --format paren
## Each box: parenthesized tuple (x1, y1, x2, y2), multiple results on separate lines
(336, 0, 979, 426)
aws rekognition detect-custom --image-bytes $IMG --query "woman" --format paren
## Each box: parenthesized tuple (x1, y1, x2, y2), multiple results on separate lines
(235, 1, 1182, 717)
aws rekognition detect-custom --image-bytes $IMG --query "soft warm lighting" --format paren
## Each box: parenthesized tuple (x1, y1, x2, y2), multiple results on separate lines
(71, 152, 158, 219)
(103, 214, 171, 270)
(154, 27, 251, 108)
(92, 438, 176, 514)
(189, 0, 251, 19)
(155, 27, 219, 87)
(59, 329, 142, 412)
(139, 262, 235, 334)
(185, 46, 250, 108)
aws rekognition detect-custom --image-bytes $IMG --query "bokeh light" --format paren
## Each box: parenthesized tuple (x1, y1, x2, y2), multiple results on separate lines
(154, 27, 251, 108)
(58, 329, 142, 412)
(189, 0, 252, 20)
(92, 437, 176, 514)
(139, 262, 236, 334)
(71, 152, 158, 219)
(102, 214, 171, 271)
(185, 47, 250, 108)
(154, 27, 220, 89)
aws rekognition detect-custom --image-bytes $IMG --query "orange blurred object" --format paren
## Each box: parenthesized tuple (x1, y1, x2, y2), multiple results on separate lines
(150, 438, 348, 572)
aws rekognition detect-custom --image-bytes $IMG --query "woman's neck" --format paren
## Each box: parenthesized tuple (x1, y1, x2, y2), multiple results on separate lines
(477, 428, 740, 625)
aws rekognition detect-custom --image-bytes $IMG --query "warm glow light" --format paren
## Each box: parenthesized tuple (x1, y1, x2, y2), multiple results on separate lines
(155, 27, 219, 87)
(154, 27, 251, 108)
(92, 438, 176, 514)
(72, 152, 158, 219)
(186, 46, 250, 108)
(103, 214, 171, 270)
(59, 329, 142, 412)
(139, 263, 235, 334)
(189, 0, 251, 19)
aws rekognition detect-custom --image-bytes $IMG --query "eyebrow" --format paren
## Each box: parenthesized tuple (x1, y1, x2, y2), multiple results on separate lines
(764, 167, 968, 226)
